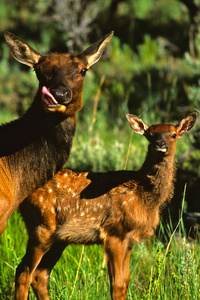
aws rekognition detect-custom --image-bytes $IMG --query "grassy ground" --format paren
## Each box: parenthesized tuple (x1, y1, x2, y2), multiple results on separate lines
(0, 210, 200, 299)
(0, 109, 200, 299)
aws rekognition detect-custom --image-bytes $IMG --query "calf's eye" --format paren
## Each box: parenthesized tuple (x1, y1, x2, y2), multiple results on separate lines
(171, 133, 177, 139)
(80, 68, 87, 77)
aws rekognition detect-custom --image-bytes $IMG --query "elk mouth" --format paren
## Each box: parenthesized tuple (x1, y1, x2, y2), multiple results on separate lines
(158, 147, 167, 153)
(155, 145, 168, 153)
(42, 86, 72, 110)
(42, 86, 59, 107)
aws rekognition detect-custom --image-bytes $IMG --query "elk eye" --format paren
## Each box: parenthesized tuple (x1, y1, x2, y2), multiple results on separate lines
(80, 68, 87, 77)
(171, 133, 177, 139)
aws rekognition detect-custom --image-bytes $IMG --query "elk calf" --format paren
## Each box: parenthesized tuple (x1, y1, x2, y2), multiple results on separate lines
(0, 31, 113, 235)
(16, 113, 197, 300)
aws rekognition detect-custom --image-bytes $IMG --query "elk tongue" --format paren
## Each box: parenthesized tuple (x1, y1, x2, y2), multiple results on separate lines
(42, 86, 58, 106)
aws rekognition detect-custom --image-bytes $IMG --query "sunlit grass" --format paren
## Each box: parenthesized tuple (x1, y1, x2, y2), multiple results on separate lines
(1, 209, 200, 299)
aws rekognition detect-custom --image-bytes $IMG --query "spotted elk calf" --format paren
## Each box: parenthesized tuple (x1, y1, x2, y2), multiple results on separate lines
(0, 31, 113, 235)
(16, 112, 197, 300)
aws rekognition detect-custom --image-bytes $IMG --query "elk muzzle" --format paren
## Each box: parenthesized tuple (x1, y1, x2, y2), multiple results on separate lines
(155, 140, 168, 152)
(51, 86, 72, 105)
(42, 86, 72, 113)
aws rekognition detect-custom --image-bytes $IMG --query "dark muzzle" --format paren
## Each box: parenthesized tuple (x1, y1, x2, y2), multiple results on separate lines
(51, 86, 72, 104)
(155, 140, 168, 152)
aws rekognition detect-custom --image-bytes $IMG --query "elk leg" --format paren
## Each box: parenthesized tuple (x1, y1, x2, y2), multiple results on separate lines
(15, 226, 54, 300)
(15, 245, 49, 300)
(104, 236, 131, 300)
(0, 218, 8, 235)
(0, 195, 12, 235)
(31, 241, 66, 300)
(122, 249, 131, 296)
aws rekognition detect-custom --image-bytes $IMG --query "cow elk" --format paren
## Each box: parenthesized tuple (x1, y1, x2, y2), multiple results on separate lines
(0, 31, 113, 235)
(16, 112, 197, 300)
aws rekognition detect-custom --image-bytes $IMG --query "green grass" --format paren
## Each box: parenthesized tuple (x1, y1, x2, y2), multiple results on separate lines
(1, 210, 200, 299)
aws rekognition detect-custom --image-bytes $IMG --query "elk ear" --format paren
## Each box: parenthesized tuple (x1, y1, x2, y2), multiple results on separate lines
(126, 114, 149, 135)
(80, 31, 114, 68)
(177, 112, 198, 136)
(4, 32, 42, 67)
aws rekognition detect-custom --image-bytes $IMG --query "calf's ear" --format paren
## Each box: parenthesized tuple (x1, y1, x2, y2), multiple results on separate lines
(177, 112, 198, 136)
(126, 114, 149, 135)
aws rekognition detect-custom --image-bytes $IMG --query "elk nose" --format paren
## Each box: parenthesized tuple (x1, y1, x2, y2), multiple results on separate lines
(155, 140, 167, 151)
(51, 87, 72, 104)
(155, 140, 165, 147)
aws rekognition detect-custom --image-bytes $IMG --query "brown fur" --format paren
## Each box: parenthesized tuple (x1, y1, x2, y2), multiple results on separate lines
(0, 31, 113, 235)
(16, 112, 197, 300)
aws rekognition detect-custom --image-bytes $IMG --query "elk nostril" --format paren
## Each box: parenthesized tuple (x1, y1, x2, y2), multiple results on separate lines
(51, 87, 72, 104)
(155, 141, 166, 148)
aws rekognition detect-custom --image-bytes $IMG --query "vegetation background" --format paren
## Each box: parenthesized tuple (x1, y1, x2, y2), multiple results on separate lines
(0, 0, 200, 299)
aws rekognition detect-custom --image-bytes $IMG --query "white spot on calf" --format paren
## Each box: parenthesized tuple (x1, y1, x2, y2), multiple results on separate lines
(57, 206, 61, 212)
(48, 188, 52, 193)
(51, 207, 55, 214)
(128, 197, 134, 202)
(64, 172, 68, 177)
(120, 188, 127, 194)
(56, 183, 60, 188)
(80, 212, 84, 217)
(97, 203, 102, 209)
(39, 195, 43, 202)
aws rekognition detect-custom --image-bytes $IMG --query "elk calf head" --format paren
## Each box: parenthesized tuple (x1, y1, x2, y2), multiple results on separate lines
(4, 31, 114, 116)
(126, 113, 197, 155)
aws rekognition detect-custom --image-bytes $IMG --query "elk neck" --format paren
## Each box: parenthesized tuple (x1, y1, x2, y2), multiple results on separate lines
(137, 144, 176, 206)
(0, 92, 77, 202)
